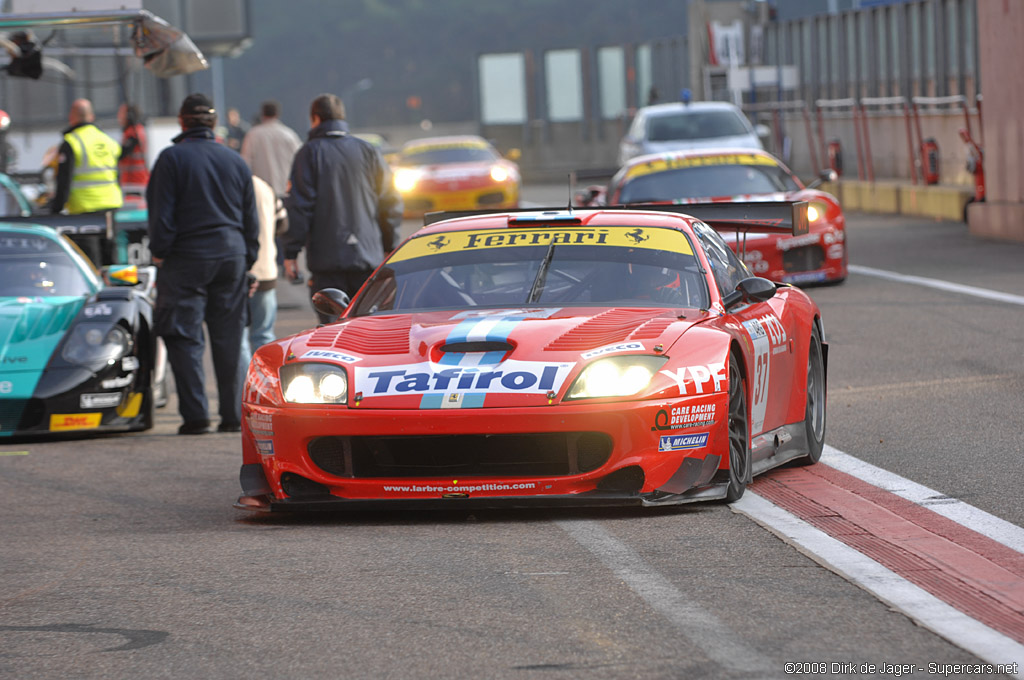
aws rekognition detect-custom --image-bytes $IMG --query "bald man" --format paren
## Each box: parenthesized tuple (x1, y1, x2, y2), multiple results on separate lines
(49, 98, 124, 265)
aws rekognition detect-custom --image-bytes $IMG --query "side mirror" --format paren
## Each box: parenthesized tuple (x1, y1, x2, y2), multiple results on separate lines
(807, 168, 838, 189)
(504, 148, 522, 161)
(103, 264, 157, 296)
(104, 264, 139, 286)
(312, 288, 351, 321)
(573, 185, 604, 207)
(722, 277, 777, 309)
(754, 123, 771, 139)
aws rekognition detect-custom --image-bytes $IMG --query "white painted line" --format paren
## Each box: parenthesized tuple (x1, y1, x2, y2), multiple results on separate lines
(822, 445, 1024, 554)
(735, 492, 1024, 677)
(849, 264, 1024, 306)
(556, 519, 771, 674)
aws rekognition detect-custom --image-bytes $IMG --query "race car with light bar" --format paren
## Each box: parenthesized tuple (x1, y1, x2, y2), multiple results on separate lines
(0, 223, 167, 437)
(236, 201, 826, 511)
(576, 148, 847, 285)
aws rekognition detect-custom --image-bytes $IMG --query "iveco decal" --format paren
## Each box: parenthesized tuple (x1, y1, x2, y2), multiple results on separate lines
(581, 341, 644, 360)
(355, 360, 573, 397)
(300, 349, 361, 364)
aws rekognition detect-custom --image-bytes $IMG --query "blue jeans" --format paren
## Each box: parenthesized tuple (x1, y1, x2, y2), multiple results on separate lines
(248, 287, 277, 350)
(238, 287, 278, 405)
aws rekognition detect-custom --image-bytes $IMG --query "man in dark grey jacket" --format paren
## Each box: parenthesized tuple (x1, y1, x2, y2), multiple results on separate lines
(148, 93, 259, 435)
(282, 93, 402, 321)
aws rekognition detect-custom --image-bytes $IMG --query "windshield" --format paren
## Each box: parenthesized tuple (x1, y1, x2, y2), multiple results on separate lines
(352, 226, 709, 315)
(0, 232, 94, 297)
(401, 145, 498, 166)
(645, 110, 751, 142)
(618, 162, 799, 203)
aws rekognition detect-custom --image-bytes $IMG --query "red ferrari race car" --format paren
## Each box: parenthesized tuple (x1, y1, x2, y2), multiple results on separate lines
(236, 202, 826, 512)
(391, 135, 521, 217)
(577, 149, 847, 285)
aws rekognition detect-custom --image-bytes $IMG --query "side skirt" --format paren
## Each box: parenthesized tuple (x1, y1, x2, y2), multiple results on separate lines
(750, 422, 810, 477)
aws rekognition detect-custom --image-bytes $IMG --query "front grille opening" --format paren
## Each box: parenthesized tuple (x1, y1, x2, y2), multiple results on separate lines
(597, 465, 645, 493)
(308, 437, 348, 476)
(476, 191, 506, 206)
(340, 432, 612, 478)
(576, 433, 612, 472)
(782, 245, 824, 273)
(280, 472, 331, 498)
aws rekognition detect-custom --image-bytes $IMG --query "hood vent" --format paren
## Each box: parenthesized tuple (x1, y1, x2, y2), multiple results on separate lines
(306, 316, 412, 355)
(545, 309, 669, 351)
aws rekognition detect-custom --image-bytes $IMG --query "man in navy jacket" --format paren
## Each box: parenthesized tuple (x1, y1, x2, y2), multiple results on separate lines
(282, 93, 402, 321)
(147, 93, 259, 435)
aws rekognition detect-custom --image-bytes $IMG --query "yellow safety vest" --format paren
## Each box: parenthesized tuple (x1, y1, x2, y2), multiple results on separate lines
(64, 124, 123, 214)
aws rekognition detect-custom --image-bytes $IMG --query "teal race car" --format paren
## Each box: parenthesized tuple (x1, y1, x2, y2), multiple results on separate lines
(0, 222, 167, 437)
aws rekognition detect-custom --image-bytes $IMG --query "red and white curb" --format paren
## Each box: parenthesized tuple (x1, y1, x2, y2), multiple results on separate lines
(736, 445, 1024, 675)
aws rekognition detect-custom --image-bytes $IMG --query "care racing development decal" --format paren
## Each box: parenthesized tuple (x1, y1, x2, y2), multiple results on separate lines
(652, 402, 717, 431)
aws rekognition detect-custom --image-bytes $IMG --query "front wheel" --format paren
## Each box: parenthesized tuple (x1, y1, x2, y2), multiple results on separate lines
(793, 323, 826, 466)
(725, 352, 751, 502)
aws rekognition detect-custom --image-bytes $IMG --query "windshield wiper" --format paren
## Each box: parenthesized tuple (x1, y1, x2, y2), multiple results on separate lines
(527, 243, 556, 303)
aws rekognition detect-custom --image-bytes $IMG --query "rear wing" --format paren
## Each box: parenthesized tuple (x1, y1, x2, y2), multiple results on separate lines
(424, 201, 809, 237)
(614, 201, 809, 236)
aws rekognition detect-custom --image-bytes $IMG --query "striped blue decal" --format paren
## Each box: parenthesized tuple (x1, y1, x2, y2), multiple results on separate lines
(419, 310, 561, 409)
(420, 394, 444, 409)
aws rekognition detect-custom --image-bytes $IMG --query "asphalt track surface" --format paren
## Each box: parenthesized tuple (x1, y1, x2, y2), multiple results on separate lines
(1, 189, 1023, 679)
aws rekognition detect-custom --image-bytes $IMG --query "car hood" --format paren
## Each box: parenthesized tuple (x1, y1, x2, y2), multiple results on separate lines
(283, 307, 702, 408)
(0, 296, 83, 381)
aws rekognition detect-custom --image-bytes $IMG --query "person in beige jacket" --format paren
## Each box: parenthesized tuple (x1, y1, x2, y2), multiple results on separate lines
(246, 175, 283, 352)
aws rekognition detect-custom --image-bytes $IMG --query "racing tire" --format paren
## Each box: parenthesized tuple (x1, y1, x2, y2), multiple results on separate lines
(725, 352, 751, 502)
(793, 323, 826, 466)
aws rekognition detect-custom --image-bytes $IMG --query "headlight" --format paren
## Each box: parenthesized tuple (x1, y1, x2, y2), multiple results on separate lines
(393, 169, 421, 193)
(565, 355, 668, 400)
(62, 323, 132, 371)
(490, 165, 509, 182)
(807, 201, 829, 222)
(280, 363, 348, 404)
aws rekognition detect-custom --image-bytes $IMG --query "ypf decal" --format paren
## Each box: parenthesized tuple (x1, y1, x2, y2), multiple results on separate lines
(658, 363, 726, 395)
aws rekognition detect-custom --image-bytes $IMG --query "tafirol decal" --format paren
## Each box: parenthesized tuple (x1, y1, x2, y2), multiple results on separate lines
(355, 360, 573, 398)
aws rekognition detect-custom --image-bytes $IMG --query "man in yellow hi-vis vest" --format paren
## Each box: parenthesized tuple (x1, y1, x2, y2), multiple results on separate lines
(48, 98, 123, 266)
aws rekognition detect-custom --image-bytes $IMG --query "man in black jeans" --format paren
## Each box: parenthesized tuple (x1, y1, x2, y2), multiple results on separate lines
(147, 93, 259, 435)
(282, 93, 402, 322)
